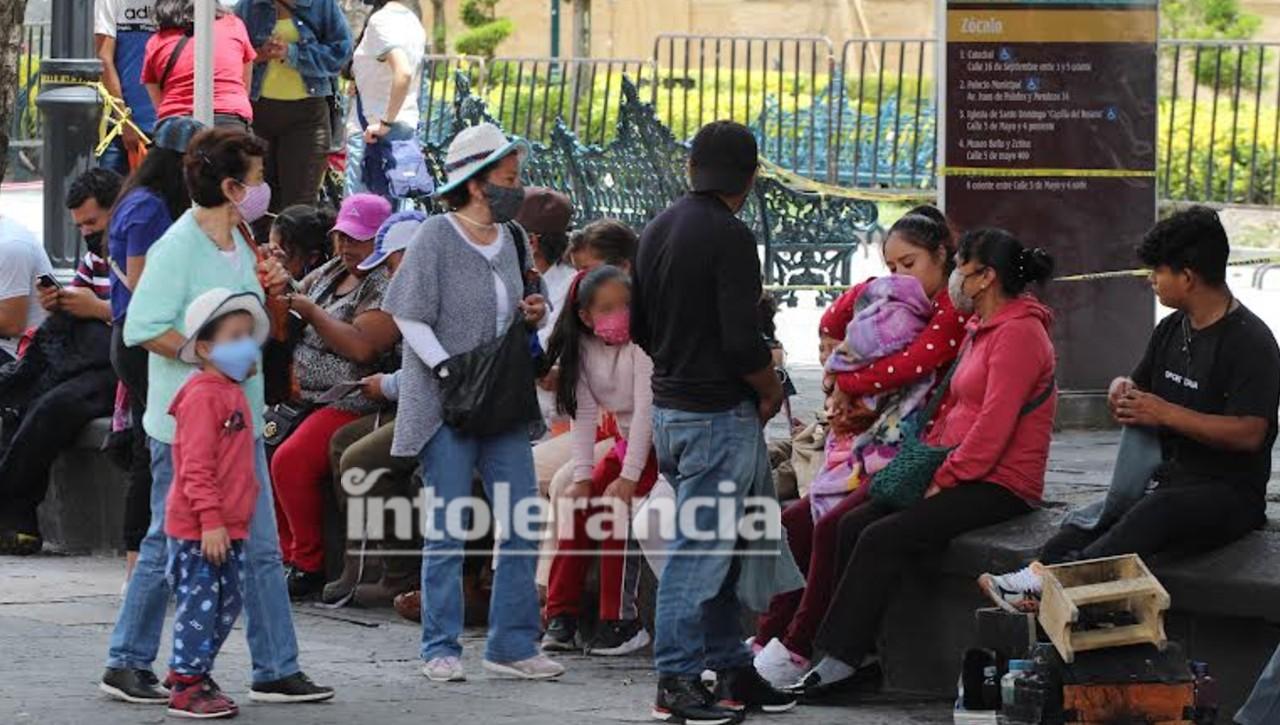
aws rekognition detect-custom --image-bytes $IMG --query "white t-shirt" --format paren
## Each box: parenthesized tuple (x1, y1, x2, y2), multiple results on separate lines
(0, 217, 53, 359)
(348, 2, 426, 133)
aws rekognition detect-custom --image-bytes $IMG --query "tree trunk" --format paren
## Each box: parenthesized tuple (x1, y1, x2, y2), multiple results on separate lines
(430, 0, 446, 53)
(571, 0, 589, 58)
(0, 0, 30, 189)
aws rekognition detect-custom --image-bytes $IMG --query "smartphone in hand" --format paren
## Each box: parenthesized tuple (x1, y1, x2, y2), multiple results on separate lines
(36, 274, 62, 290)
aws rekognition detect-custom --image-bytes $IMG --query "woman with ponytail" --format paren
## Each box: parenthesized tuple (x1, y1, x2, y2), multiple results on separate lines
(794, 228, 1057, 698)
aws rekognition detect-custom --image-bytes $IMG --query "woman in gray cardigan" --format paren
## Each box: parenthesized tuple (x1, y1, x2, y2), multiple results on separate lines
(383, 123, 563, 683)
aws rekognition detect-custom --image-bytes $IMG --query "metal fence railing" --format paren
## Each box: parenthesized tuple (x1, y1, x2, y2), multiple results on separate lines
(15, 22, 1280, 208)
(653, 34, 836, 179)
(11, 21, 50, 148)
(1158, 40, 1280, 207)
(833, 38, 937, 191)
(485, 57, 656, 146)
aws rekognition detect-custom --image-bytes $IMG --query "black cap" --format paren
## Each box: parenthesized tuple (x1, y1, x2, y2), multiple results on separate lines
(688, 120, 759, 195)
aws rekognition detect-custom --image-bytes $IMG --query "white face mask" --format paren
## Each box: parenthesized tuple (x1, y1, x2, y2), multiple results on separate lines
(948, 268, 981, 314)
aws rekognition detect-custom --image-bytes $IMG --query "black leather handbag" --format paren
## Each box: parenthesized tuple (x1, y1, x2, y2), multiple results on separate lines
(434, 224, 542, 438)
(263, 400, 316, 453)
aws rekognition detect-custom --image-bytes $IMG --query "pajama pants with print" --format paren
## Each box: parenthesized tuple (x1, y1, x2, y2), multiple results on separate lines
(167, 539, 246, 676)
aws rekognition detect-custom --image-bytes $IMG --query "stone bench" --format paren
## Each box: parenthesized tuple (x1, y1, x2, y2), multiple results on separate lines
(878, 505, 1280, 717)
(36, 417, 129, 554)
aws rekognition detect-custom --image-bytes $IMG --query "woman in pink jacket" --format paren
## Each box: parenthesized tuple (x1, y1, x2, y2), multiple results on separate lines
(791, 228, 1058, 698)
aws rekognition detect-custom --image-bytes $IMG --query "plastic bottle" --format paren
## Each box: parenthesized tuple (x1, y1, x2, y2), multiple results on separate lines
(981, 665, 1001, 710)
(1002, 659, 1030, 710)
(1191, 661, 1219, 725)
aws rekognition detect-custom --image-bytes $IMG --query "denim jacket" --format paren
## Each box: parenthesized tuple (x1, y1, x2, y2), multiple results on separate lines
(236, 0, 352, 101)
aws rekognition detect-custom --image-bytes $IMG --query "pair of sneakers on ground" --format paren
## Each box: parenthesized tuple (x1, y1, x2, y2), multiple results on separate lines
(541, 615, 652, 657)
(99, 667, 334, 718)
(421, 653, 566, 683)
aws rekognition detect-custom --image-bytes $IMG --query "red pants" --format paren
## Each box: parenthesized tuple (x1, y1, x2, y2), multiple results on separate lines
(755, 484, 870, 657)
(271, 406, 361, 572)
(545, 441, 658, 622)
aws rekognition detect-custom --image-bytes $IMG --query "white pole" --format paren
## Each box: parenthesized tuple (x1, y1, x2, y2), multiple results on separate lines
(193, 0, 215, 126)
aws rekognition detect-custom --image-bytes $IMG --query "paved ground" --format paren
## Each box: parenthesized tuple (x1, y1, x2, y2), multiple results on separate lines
(5, 425, 1278, 725)
(0, 555, 954, 725)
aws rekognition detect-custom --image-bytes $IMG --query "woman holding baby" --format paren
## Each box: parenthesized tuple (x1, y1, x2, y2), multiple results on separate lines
(791, 226, 1058, 698)
(752, 205, 973, 686)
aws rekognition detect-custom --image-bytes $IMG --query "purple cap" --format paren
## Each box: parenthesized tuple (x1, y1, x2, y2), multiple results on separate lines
(331, 194, 393, 242)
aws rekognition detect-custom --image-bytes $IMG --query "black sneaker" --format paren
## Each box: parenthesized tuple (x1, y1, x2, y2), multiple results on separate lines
(714, 665, 798, 713)
(541, 615, 578, 652)
(286, 568, 326, 600)
(653, 674, 744, 725)
(99, 667, 169, 704)
(248, 672, 335, 703)
(586, 619, 651, 656)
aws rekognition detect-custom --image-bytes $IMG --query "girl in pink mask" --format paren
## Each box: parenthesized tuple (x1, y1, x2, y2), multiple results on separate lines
(540, 264, 658, 656)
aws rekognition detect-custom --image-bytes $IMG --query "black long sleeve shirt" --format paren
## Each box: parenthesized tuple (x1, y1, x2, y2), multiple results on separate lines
(631, 193, 773, 412)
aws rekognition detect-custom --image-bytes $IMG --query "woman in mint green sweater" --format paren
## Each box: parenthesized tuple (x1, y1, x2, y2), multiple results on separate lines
(102, 127, 335, 705)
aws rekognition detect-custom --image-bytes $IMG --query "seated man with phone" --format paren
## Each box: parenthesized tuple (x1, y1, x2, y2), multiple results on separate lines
(0, 170, 122, 555)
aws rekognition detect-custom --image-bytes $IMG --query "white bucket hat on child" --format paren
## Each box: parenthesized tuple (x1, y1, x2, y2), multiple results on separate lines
(177, 288, 271, 364)
(433, 122, 530, 197)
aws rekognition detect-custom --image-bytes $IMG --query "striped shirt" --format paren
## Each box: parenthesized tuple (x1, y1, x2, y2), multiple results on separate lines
(72, 251, 111, 300)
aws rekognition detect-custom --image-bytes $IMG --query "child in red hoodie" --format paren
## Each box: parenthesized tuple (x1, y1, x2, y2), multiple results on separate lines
(164, 288, 269, 719)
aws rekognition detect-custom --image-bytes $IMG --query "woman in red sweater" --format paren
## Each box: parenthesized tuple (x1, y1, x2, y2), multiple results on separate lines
(143, 0, 256, 131)
(753, 205, 970, 687)
(792, 228, 1057, 698)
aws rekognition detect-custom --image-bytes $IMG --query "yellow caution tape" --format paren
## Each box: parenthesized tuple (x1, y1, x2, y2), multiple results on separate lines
(757, 157, 935, 203)
(92, 83, 152, 157)
(764, 253, 1280, 293)
(938, 166, 1157, 179)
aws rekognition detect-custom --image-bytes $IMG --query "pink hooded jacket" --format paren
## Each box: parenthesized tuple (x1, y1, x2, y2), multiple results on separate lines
(926, 296, 1057, 503)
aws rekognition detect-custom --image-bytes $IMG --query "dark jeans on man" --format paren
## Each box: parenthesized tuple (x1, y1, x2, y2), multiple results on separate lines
(111, 321, 152, 551)
(814, 482, 1031, 664)
(1040, 480, 1262, 565)
(0, 366, 116, 533)
(251, 97, 330, 212)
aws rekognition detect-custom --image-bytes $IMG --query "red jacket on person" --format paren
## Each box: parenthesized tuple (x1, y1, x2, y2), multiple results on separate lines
(926, 295, 1057, 503)
(164, 370, 259, 541)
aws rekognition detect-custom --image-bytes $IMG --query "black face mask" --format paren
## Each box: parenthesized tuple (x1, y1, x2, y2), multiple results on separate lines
(84, 230, 105, 256)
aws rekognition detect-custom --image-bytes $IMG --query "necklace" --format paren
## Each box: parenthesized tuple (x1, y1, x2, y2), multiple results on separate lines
(1181, 293, 1235, 364)
(452, 211, 495, 230)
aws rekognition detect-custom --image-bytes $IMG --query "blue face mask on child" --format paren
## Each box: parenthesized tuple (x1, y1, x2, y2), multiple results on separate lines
(208, 337, 259, 382)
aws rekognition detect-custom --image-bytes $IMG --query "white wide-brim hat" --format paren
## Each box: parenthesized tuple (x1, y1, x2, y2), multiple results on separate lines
(434, 122, 531, 198)
(177, 288, 271, 364)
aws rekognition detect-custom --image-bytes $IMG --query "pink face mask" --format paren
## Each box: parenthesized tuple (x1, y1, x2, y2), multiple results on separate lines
(233, 180, 272, 224)
(593, 309, 631, 346)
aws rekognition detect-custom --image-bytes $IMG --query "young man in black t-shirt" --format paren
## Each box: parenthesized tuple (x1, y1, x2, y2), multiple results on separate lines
(981, 206, 1280, 612)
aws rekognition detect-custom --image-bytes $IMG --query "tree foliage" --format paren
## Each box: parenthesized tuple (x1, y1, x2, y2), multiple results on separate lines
(456, 0, 511, 59)
(1162, 0, 1263, 88)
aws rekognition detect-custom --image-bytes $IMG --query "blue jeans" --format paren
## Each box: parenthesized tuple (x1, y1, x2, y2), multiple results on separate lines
(1239, 644, 1280, 725)
(344, 121, 416, 203)
(418, 423, 542, 663)
(651, 402, 761, 677)
(106, 437, 300, 684)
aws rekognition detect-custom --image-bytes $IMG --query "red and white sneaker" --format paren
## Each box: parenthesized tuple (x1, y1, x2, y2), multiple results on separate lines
(167, 673, 238, 719)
